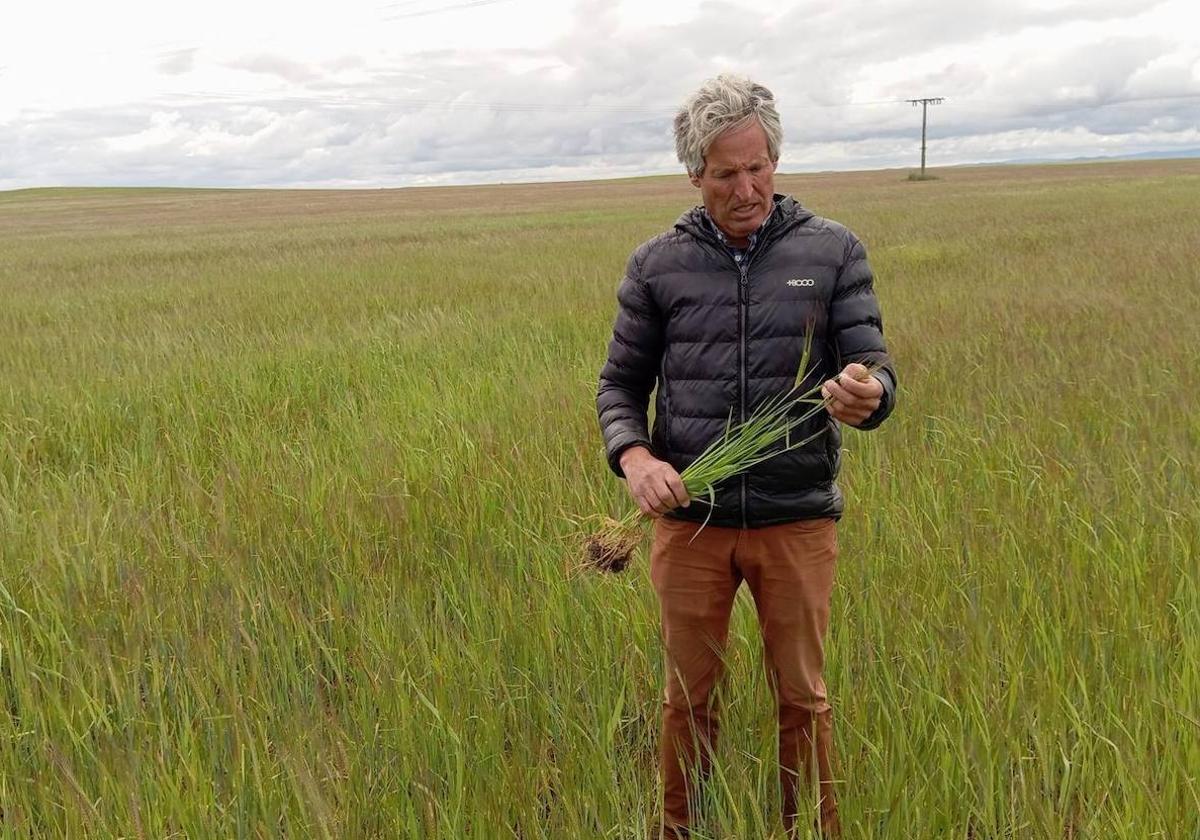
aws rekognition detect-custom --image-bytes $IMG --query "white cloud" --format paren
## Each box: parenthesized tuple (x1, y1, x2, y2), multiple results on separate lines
(0, 0, 1197, 189)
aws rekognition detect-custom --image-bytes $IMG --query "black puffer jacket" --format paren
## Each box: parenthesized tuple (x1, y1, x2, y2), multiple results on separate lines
(596, 194, 897, 528)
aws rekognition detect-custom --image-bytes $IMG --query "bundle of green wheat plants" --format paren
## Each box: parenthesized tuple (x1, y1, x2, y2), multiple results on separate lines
(579, 335, 877, 573)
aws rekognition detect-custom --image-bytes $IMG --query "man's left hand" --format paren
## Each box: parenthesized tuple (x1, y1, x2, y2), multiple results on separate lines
(821, 363, 883, 427)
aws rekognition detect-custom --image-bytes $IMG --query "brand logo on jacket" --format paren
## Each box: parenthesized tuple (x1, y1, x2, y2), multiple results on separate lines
(787, 278, 815, 287)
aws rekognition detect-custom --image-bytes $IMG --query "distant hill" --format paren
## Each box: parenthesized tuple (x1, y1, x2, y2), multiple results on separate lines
(997, 148, 1200, 166)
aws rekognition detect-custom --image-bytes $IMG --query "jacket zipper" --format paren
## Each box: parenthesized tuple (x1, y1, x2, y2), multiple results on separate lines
(660, 354, 671, 451)
(687, 207, 795, 529)
(738, 260, 749, 529)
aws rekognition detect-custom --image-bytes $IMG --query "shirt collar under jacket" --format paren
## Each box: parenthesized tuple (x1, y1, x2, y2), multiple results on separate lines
(701, 198, 781, 263)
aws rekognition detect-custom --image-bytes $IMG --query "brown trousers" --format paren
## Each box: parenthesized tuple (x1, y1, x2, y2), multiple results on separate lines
(649, 515, 841, 838)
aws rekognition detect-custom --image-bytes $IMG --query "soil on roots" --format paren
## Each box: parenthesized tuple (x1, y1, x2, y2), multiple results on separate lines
(577, 517, 643, 574)
(582, 534, 636, 573)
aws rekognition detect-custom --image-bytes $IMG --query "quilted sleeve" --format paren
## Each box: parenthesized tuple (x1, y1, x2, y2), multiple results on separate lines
(596, 250, 665, 477)
(829, 231, 897, 430)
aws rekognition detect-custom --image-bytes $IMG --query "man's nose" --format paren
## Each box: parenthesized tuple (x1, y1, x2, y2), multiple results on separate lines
(732, 171, 754, 199)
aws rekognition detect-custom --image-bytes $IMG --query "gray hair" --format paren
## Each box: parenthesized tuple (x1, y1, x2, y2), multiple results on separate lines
(673, 74, 783, 177)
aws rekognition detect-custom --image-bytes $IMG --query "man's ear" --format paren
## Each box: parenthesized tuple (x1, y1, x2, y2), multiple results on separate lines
(688, 171, 702, 188)
(770, 159, 779, 173)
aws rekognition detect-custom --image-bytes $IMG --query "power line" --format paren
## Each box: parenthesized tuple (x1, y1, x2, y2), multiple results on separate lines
(20, 74, 1196, 126)
(122, 88, 1200, 131)
(164, 87, 920, 115)
(172, 89, 669, 115)
(383, 0, 513, 20)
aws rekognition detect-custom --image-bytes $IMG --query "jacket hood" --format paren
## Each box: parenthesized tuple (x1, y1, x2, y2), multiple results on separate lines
(673, 193, 815, 242)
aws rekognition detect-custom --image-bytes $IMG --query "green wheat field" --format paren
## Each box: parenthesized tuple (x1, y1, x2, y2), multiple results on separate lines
(1, 160, 1198, 838)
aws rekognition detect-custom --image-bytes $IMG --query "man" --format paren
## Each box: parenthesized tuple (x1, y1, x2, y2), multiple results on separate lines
(596, 75, 897, 838)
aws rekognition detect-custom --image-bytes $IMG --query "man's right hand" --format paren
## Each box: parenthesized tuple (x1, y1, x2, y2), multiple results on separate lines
(618, 446, 690, 518)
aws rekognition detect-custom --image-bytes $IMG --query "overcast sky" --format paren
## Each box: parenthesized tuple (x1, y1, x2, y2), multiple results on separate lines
(1, 0, 1197, 189)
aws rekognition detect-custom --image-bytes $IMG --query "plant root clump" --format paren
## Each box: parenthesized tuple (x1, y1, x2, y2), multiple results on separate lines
(579, 518, 642, 574)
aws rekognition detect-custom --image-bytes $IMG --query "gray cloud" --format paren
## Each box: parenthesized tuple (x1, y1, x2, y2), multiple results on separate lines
(2, 0, 1197, 189)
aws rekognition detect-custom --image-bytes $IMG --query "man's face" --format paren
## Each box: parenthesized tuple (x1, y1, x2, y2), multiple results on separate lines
(689, 119, 778, 246)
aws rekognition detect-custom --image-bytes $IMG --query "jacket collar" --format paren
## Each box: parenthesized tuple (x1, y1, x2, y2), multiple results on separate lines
(674, 193, 813, 249)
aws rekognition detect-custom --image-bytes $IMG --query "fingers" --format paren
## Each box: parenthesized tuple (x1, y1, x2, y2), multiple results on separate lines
(828, 403, 872, 425)
(843, 362, 871, 381)
(627, 464, 690, 518)
(647, 488, 670, 515)
(646, 476, 687, 516)
(821, 377, 854, 418)
(822, 368, 881, 426)
(822, 382, 877, 426)
(821, 377, 849, 404)
(665, 474, 691, 509)
(837, 374, 880, 399)
(625, 470, 659, 517)
(633, 493, 659, 518)
(637, 479, 690, 517)
(824, 396, 873, 425)
(836, 368, 882, 399)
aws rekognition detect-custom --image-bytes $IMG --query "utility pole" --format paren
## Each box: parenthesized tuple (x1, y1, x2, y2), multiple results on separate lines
(906, 97, 944, 178)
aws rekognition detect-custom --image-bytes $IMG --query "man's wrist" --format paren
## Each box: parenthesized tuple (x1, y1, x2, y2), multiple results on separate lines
(858, 371, 892, 429)
(618, 444, 653, 472)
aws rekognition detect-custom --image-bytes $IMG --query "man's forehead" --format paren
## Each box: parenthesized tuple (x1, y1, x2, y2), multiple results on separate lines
(708, 152, 772, 171)
(705, 125, 772, 168)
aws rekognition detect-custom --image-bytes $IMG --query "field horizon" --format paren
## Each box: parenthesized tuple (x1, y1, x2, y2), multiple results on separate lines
(2, 158, 1198, 838)
(4, 155, 1199, 200)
